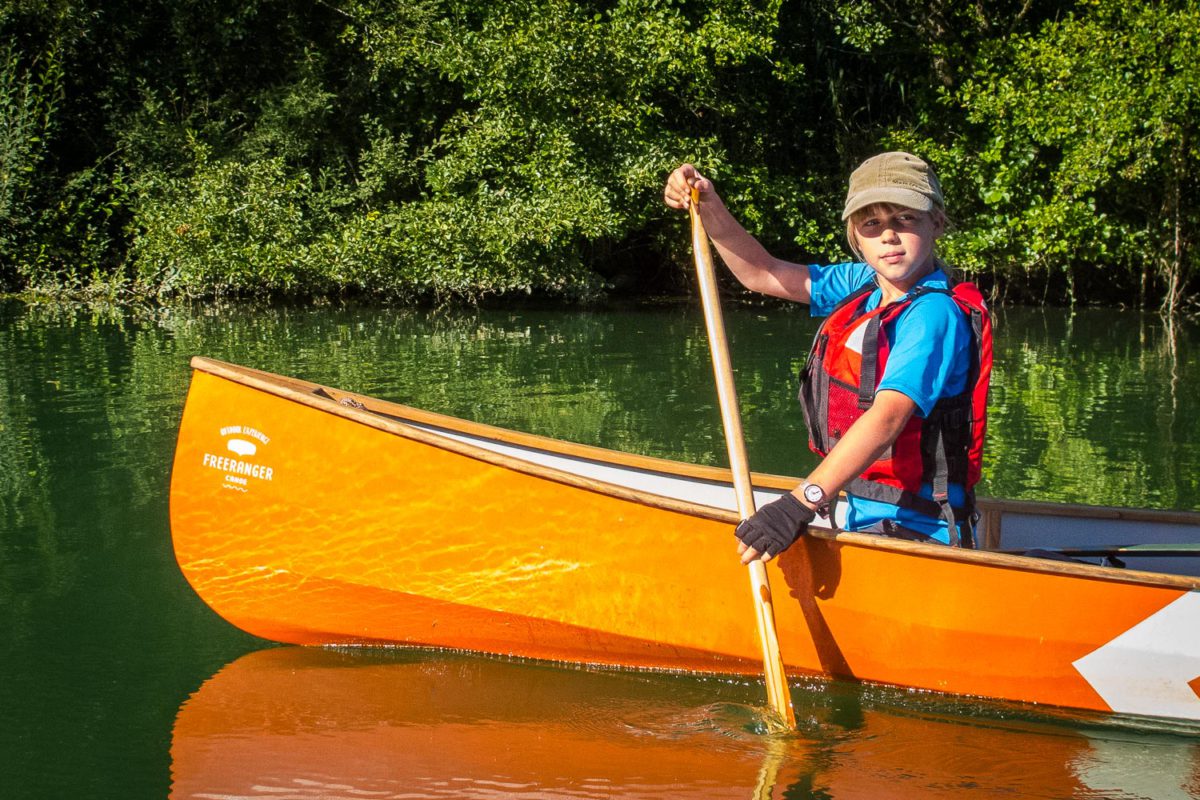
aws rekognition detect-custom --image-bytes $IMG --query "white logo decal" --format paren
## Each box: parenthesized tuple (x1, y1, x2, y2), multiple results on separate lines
(226, 439, 257, 457)
(201, 425, 276, 493)
(1072, 591, 1200, 721)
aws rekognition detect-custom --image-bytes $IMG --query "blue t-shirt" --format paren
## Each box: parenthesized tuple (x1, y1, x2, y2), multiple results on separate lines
(807, 262, 973, 543)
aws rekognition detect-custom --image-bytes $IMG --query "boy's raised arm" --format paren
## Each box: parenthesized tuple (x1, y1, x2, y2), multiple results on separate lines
(664, 165, 812, 304)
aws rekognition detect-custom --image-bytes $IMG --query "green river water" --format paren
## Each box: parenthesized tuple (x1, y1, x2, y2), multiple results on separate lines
(1, 297, 1198, 799)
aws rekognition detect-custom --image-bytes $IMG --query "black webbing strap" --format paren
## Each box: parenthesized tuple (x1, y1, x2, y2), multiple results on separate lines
(928, 425, 960, 547)
(845, 478, 966, 520)
(847, 477, 978, 548)
(968, 306, 984, 353)
(962, 501, 978, 549)
(857, 314, 883, 409)
(965, 305, 984, 419)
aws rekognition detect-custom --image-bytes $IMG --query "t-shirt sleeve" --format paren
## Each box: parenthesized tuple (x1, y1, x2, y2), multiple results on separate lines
(808, 262, 876, 316)
(877, 295, 972, 417)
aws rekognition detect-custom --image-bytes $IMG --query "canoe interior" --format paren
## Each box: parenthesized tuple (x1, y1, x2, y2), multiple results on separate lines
(985, 506, 1200, 578)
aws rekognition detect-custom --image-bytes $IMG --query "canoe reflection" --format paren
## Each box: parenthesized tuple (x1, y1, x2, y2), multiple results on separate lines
(169, 647, 1193, 799)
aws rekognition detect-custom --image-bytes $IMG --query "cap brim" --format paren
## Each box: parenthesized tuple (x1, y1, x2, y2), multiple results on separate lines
(842, 188, 937, 220)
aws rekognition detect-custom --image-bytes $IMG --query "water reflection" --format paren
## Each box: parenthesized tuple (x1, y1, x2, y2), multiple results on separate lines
(169, 648, 1200, 799)
(3, 299, 1198, 799)
(985, 306, 1197, 508)
(3, 299, 1196, 513)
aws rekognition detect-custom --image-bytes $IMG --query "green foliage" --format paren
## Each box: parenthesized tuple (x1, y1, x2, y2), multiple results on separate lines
(132, 154, 330, 297)
(910, 2, 1200, 310)
(0, 39, 62, 288)
(2, 0, 1198, 311)
(115, 0, 820, 301)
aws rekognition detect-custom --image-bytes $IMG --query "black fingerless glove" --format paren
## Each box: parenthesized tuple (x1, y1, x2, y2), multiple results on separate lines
(735, 493, 816, 558)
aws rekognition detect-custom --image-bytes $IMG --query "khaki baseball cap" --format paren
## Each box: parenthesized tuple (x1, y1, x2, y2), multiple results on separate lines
(842, 151, 944, 220)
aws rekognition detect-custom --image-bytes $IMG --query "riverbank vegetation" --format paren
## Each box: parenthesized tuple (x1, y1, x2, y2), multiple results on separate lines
(2, 0, 1197, 313)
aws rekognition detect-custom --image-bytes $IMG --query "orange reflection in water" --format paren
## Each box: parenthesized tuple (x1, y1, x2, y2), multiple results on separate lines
(169, 648, 1192, 800)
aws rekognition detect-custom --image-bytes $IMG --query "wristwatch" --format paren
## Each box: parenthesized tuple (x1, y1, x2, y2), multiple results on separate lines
(801, 481, 831, 518)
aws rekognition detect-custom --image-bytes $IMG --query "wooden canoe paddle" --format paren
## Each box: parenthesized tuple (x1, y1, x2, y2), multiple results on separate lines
(689, 188, 796, 729)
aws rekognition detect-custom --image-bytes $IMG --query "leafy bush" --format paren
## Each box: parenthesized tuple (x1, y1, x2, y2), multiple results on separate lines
(1, 0, 1197, 312)
(0, 40, 62, 289)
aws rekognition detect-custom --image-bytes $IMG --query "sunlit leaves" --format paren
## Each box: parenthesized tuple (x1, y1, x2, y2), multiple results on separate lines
(938, 1, 1200, 311)
(3, 0, 1199, 311)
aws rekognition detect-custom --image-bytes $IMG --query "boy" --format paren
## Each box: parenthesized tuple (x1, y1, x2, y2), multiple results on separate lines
(663, 152, 991, 562)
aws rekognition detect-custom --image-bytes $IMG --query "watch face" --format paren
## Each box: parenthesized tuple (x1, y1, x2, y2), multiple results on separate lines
(804, 484, 824, 504)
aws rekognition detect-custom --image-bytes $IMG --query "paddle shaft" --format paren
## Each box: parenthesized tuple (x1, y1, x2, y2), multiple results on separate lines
(689, 192, 796, 729)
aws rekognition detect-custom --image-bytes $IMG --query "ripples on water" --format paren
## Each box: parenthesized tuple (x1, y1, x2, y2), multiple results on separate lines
(1, 299, 1197, 800)
(169, 648, 1200, 799)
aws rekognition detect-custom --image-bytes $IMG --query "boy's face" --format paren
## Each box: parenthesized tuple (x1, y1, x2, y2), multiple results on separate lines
(851, 204, 944, 292)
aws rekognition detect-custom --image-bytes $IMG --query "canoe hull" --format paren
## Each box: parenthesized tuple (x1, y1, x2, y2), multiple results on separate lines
(169, 359, 1200, 721)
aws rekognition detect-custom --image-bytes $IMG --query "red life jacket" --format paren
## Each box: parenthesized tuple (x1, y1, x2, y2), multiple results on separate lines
(799, 280, 992, 546)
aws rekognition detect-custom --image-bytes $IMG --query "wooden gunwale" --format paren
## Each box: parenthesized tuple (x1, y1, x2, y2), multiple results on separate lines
(187, 356, 1200, 592)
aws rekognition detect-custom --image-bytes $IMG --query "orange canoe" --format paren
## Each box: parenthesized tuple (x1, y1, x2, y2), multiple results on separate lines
(169, 358, 1200, 722)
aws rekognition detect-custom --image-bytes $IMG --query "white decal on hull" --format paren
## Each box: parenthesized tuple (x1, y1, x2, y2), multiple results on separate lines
(1072, 591, 1200, 720)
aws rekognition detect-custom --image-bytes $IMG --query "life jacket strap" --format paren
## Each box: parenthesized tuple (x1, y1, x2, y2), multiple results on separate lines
(845, 477, 978, 548)
(857, 315, 883, 409)
(928, 423, 961, 547)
